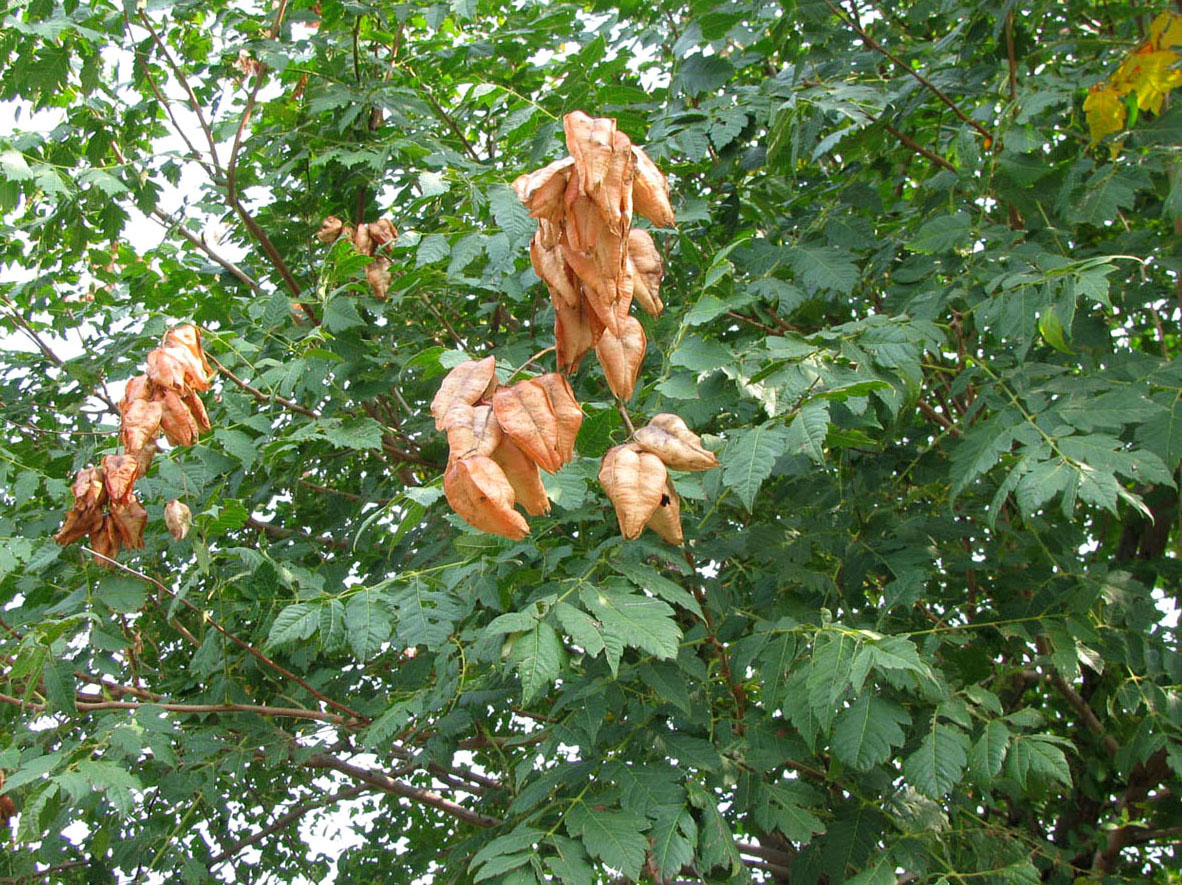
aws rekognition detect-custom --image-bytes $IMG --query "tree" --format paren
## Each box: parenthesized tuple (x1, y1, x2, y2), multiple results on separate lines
(1, 0, 1180, 881)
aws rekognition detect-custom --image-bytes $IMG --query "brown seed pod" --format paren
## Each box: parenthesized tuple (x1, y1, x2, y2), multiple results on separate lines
(444, 403, 504, 461)
(632, 145, 676, 229)
(102, 454, 140, 505)
(90, 515, 122, 567)
(595, 314, 646, 401)
(53, 502, 104, 547)
(316, 216, 346, 244)
(554, 295, 603, 375)
(110, 496, 148, 550)
(564, 112, 635, 235)
(368, 218, 398, 247)
(163, 325, 214, 380)
(431, 356, 499, 430)
(530, 233, 580, 308)
(646, 479, 683, 546)
(513, 156, 575, 222)
(120, 399, 162, 455)
(628, 228, 664, 317)
(366, 256, 391, 300)
(492, 379, 564, 474)
(120, 374, 153, 421)
(533, 373, 582, 465)
(633, 413, 720, 472)
(598, 444, 667, 539)
(164, 499, 192, 541)
(443, 455, 530, 540)
(146, 348, 188, 392)
(157, 389, 199, 447)
(491, 435, 550, 517)
(352, 223, 374, 256)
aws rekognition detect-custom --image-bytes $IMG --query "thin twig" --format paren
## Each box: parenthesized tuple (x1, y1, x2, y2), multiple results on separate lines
(830, 0, 995, 143)
(209, 355, 319, 418)
(0, 692, 351, 725)
(79, 549, 368, 724)
(245, 516, 350, 551)
(306, 754, 501, 829)
(149, 208, 263, 294)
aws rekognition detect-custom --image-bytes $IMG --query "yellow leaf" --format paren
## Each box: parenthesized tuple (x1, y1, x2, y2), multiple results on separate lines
(1149, 12, 1182, 50)
(1084, 84, 1127, 144)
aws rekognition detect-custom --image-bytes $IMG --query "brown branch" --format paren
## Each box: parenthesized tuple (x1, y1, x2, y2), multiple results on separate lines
(0, 691, 351, 725)
(209, 356, 319, 418)
(149, 208, 262, 293)
(831, 0, 995, 143)
(136, 10, 222, 171)
(1005, 11, 1019, 103)
(306, 754, 501, 829)
(132, 51, 222, 182)
(616, 399, 636, 436)
(209, 784, 369, 868)
(79, 550, 368, 724)
(245, 516, 350, 551)
(1035, 637, 1119, 756)
(683, 549, 747, 727)
(0, 861, 91, 884)
(881, 120, 958, 172)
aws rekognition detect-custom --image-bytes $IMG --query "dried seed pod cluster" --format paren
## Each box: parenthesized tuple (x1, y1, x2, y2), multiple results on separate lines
(513, 111, 673, 395)
(433, 357, 582, 539)
(600, 415, 719, 545)
(437, 112, 719, 546)
(55, 324, 214, 565)
(316, 215, 399, 300)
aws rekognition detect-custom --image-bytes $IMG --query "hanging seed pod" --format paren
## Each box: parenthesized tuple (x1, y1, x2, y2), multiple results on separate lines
(110, 496, 148, 549)
(596, 315, 646, 401)
(164, 499, 192, 541)
(444, 403, 504, 461)
(89, 515, 122, 567)
(444, 455, 530, 540)
(628, 228, 664, 317)
(368, 218, 398, 247)
(366, 256, 392, 300)
(645, 479, 683, 546)
(491, 435, 550, 517)
(146, 348, 189, 392)
(163, 325, 214, 380)
(554, 295, 603, 374)
(599, 444, 667, 539)
(120, 399, 163, 455)
(632, 145, 676, 228)
(157, 389, 199, 447)
(431, 356, 498, 430)
(492, 379, 564, 474)
(633, 413, 720, 472)
(102, 454, 140, 505)
(513, 157, 575, 222)
(534, 373, 583, 465)
(530, 234, 581, 308)
(316, 216, 347, 244)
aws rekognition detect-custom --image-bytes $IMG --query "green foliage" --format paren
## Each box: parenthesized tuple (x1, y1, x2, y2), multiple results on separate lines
(0, 0, 1180, 882)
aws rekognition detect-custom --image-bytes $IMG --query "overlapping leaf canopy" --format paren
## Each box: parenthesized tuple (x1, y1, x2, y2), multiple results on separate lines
(1, 0, 1180, 882)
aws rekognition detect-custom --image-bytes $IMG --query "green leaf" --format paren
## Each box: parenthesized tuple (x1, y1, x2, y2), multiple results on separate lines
(324, 296, 365, 331)
(904, 723, 969, 798)
(969, 720, 1011, 783)
(267, 603, 320, 648)
(1005, 735, 1072, 788)
(554, 601, 605, 659)
(722, 423, 791, 511)
(509, 622, 564, 703)
(324, 417, 385, 451)
(907, 212, 972, 253)
(831, 696, 910, 771)
(788, 244, 858, 294)
(489, 183, 535, 246)
(759, 781, 827, 843)
(579, 586, 681, 661)
(565, 804, 649, 881)
(0, 149, 33, 181)
(612, 560, 702, 617)
(344, 590, 392, 661)
(785, 399, 830, 463)
(651, 807, 697, 878)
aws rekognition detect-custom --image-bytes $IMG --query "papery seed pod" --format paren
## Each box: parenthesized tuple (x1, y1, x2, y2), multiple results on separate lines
(596, 315, 646, 401)
(110, 496, 148, 549)
(444, 403, 503, 460)
(554, 295, 602, 374)
(530, 234, 580, 308)
(163, 325, 214, 379)
(157, 390, 199, 447)
(366, 256, 391, 300)
(534, 373, 582, 465)
(598, 444, 667, 539)
(316, 216, 346, 244)
(0, 771, 15, 826)
(564, 112, 634, 235)
(492, 379, 564, 473)
(632, 145, 676, 228)
(120, 374, 153, 421)
(102, 454, 140, 505)
(633, 413, 720, 472)
(90, 515, 122, 567)
(443, 455, 529, 540)
(368, 218, 398, 247)
(54, 504, 104, 546)
(160, 343, 210, 393)
(179, 388, 211, 434)
(352, 223, 374, 256)
(628, 228, 664, 317)
(491, 435, 550, 516)
(513, 157, 575, 222)
(645, 479, 683, 546)
(164, 499, 192, 541)
(72, 466, 107, 512)
(431, 356, 498, 430)
(146, 348, 188, 391)
(562, 245, 620, 336)
(133, 441, 157, 479)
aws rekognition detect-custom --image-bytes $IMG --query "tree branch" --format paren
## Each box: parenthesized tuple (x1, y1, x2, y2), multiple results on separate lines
(0, 691, 351, 725)
(306, 754, 501, 829)
(245, 515, 350, 551)
(209, 355, 319, 418)
(830, 0, 995, 143)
